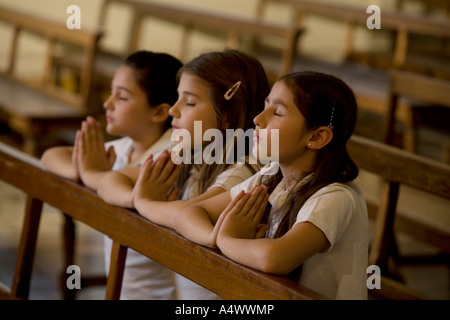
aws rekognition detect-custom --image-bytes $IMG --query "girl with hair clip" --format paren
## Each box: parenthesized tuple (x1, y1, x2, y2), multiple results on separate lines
(97, 49, 271, 300)
(175, 71, 369, 300)
(40, 50, 182, 298)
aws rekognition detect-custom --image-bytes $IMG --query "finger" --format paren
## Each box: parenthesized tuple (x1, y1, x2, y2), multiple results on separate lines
(139, 157, 154, 181)
(252, 192, 269, 224)
(73, 130, 81, 163)
(149, 151, 170, 181)
(167, 188, 181, 201)
(215, 190, 247, 227)
(255, 224, 268, 238)
(159, 154, 177, 182)
(86, 118, 100, 150)
(93, 119, 104, 150)
(237, 186, 265, 217)
(80, 122, 90, 154)
(107, 146, 116, 168)
(78, 129, 86, 157)
(165, 163, 183, 188)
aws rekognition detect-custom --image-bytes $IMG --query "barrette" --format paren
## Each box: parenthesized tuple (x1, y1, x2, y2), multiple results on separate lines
(328, 102, 335, 131)
(224, 81, 241, 100)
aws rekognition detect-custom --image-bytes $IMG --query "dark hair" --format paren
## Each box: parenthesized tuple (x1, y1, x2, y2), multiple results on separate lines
(175, 49, 270, 194)
(123, 51, 183, 129)
(262, 71, 359, 238)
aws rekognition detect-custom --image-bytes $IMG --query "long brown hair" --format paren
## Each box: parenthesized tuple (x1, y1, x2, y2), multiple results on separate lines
(261, 71, 359, 238)
(174, 49, 270, 195)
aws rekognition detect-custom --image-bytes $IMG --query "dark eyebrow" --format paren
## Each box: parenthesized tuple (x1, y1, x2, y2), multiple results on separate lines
(111, 81, 133, 94)
(179, 90, 199, 98)
(266, 96, 288, 109)
(116, 86, 132, 94)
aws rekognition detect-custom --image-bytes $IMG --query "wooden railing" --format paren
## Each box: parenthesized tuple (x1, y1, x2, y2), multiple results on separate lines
(0, 141, 325, 300)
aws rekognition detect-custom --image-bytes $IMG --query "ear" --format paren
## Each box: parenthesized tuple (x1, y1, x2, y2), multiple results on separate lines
(307, 126, 333, 150)
(151, 103, 171, 123)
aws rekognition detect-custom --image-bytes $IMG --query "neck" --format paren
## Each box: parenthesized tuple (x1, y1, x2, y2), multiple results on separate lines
(130, 125, 166, 158)
(278, 151, 316, 189)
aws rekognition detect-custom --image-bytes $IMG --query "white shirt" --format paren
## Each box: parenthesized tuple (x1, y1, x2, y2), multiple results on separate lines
(105, 129, 175, 170)
(230, 163, 369, 300)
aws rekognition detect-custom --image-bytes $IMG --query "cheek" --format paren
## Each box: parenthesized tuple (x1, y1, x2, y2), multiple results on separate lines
(252, 128, 280, 162)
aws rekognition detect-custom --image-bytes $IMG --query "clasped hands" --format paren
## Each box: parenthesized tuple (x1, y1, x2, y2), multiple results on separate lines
(213, 185, 269, 248)
(132, 149, 270, 247)
(73, 116, 116, 182)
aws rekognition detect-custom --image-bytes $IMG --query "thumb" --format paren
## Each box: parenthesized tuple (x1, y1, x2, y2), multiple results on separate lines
(255, 224, 268, 239)
(107, 146, 116, 168)
(167, 188, 181, 201)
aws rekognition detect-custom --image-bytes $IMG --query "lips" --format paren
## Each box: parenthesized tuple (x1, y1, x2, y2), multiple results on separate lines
(171, 123, 181, 131)
(253, 130, 260, 142)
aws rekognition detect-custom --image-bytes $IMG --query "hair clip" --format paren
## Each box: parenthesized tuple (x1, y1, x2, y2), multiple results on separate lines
(328, 102, 335, 131)
(224, 81, 241, 100)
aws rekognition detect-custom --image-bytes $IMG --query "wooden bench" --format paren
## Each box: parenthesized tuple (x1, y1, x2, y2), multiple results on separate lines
(0, 5, 103, 156)
(257, 0, 450, 78)
(0, 141, 325, 300)
(255, 0, 450, 158)
(54, 0, 304, 90)
(348, 134, 450, 300)
(383, 69, 450, 163)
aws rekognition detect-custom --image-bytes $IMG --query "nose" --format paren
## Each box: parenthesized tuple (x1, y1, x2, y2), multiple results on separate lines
(168, 100, 180, 118)
(103, 94, 113, 110)
(253, 110, 265, 128)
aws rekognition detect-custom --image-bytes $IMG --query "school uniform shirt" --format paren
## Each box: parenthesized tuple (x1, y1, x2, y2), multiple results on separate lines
(229, 162, 369, 300)
(102, 129, 177, 300)
(106, 129, 174, 171)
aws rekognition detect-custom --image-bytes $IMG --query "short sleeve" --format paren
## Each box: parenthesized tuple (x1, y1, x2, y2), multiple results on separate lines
(294, 184, 356, 251)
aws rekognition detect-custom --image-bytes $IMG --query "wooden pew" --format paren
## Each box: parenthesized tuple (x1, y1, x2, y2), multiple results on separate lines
(256, 0, 450, 156)
(256, 0, 450, 79)
(383, 69, 450, 163)
(0, 5, 103, 156)
(55, 0, 304, 88)
(0, 141, 325, 300)
(348, 134, 450, 300)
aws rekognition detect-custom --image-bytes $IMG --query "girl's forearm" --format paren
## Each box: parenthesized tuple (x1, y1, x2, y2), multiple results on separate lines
(97, 171, 134, 208)
(134, 198, 183, 229)
(174, 205, 217, 248)
(217, 236, 276, 273)
(40, 147, 78, 180)
(80, 170, 109, 191)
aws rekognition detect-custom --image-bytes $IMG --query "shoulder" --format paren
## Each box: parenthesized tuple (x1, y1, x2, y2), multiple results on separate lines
(295, 182, 367, 246)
